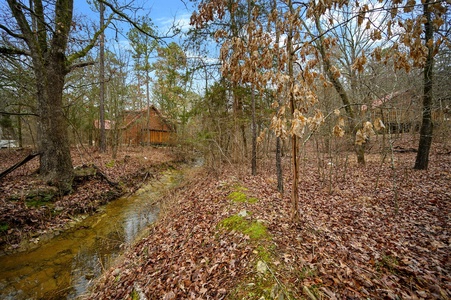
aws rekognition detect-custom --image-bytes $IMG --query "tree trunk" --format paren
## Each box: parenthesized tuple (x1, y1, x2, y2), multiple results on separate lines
(414, 0, 434, 170)
(287, 0, 300, 222)
(276, 136, 284, 193)
(36, 53, 74, 193)
(356, 144, 366, 165)
(251, 89, 257, 175)
(99, 1, 107, 152)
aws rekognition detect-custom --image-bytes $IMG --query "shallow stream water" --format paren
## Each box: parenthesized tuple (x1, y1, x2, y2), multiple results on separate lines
(0, 169, 183, 299)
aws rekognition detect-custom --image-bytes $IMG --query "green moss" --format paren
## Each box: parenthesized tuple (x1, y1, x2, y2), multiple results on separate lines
(0, 223, 8, 233)
(218, 215, 268, 240)
(247, 197, 258, 204)
(376, 254, 399, 273)
(256, 245, 272, 263)
(233, 184, 248, 192)
(130, 289, 139, 300)
(228, 190, 259, 204)
(228, 191, 248, 203)
(106, 160, 115, 168)
(25, 192, 54, 207)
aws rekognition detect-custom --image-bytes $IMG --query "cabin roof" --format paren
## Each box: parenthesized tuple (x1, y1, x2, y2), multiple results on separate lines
(122, 105, 174, 131)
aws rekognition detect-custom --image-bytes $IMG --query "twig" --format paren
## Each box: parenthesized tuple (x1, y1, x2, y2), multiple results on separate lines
(260, 259, 293, 300)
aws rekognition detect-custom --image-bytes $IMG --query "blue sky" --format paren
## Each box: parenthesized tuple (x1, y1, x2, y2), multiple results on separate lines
(74, 0, 194, 45)
(72, 0, 216, 92)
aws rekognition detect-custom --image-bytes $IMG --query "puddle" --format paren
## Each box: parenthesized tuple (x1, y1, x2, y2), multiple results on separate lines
(0, 169, 183, 299)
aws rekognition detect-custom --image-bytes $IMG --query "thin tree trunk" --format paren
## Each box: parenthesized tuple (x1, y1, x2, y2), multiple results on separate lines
(273, 0, 283, 194)
(99, 1, 106, 152)
(314, 16, 365, 165)
(251, 91, 257, 175)
(287, 0, 300, 222)
(414, 0, 434, 170)
(276, 136, 284, 193)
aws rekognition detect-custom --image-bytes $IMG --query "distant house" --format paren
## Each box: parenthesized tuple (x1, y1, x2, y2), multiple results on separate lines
(121, 106, 175, 145)
(370, 90, 447, 133)
(94, 119, 115, 130)
(370, 90, 421, 133)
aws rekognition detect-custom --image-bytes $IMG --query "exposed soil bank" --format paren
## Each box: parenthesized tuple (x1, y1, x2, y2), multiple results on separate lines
(0, 147, 182, 254)
(0, 166, 185, 299)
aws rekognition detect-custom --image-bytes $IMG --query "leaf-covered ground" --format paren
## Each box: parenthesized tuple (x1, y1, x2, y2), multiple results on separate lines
(0, 146, 179, 253)
(87, 144, 450, 299)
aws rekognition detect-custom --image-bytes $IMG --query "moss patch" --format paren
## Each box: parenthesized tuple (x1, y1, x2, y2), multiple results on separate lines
(228, 191, 247, 203)
(218, 215, 268, 240)
(376, 254, 399, 274)
(24, 189, 57, 207)
(228, 190, 259, 204)
(0, 223, 8, 233)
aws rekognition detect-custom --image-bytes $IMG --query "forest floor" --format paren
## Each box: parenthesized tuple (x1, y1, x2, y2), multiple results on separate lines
(1, 137, 450, 299)
(0, 146, 184, 254)
(85, 138, 450, 299)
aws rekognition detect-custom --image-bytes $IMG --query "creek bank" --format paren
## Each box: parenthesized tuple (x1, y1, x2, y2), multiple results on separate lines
(0, 147, 185, 255)
(0, 164, 188, 300)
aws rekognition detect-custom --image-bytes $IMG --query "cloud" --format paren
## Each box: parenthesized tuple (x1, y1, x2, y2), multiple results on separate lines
(156, 13, 193, 36)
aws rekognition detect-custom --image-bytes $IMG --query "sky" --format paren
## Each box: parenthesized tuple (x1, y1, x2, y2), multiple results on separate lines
(71, 0, 214, 92)
(74, 0, 194, 46)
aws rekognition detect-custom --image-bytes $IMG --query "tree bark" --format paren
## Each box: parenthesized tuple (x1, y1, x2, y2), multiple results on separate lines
(6, 0, 75, 193)
(276, 136, 284, 193)
(251, 89, 257, 175)
(99, 0, 107, 152)
(314, 16, 365, 165)
(36, 51, 74, 193)
(287, 0, 300, 222)
(414, 0, 434, 170)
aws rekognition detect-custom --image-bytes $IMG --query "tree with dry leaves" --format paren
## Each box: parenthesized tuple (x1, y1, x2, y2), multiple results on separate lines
(191, 0, 450, 219)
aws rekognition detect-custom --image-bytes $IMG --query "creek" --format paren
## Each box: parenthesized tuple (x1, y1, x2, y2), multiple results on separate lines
(0, 168, 184, 299)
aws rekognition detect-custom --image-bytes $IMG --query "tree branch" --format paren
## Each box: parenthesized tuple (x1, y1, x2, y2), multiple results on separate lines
(99, 0, 177, 40)
(66, 13, 114, 66)
(0, 46, 29, 56)
(0, 111, 39, 117)
(0, 24, 25, 40)
(69, 61, 96, 71)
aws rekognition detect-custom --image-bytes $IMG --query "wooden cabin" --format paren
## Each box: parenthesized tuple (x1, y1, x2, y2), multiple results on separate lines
(121, 106, 175, 145)
(370, 91, 421, 133)
(370, 91, 449, 133)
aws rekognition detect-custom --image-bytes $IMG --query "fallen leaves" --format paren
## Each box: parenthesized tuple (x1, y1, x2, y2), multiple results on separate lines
(3, 142, 450, 299)
(87, 146, 450, 299)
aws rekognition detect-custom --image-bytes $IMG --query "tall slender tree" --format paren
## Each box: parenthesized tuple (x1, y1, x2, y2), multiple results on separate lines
(99, 0, 107, 152)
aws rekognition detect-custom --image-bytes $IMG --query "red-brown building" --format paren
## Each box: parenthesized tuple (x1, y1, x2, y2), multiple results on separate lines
(121, 106, 175, 145)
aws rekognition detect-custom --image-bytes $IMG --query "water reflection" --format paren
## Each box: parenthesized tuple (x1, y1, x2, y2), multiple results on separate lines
(0, 170, 182, 299)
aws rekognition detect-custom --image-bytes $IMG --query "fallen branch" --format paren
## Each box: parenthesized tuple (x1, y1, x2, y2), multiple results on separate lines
(91, 164, 119, 187)
(0, 152, 40, 180)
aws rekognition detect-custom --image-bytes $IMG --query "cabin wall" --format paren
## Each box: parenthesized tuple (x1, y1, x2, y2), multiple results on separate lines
(121, 109, 174, 146)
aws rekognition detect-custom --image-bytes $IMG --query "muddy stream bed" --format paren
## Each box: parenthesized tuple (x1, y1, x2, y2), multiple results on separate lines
(0, 168, 184, 299)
